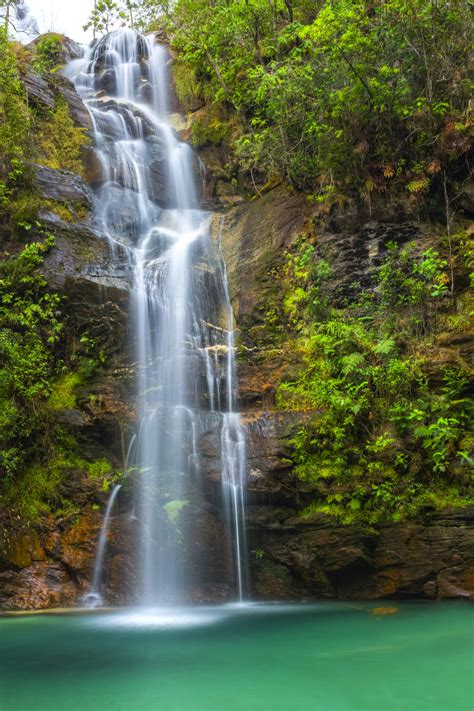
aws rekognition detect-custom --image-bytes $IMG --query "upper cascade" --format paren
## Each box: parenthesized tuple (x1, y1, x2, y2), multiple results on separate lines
(67, 30, 248, 606)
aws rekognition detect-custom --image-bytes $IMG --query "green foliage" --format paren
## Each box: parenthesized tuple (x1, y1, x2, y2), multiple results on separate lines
(0, 26, 33, 233)
(0, 30, 116, 524)
(84, 0, 143, 35)
(0, 21, 88, 232)
(0, 229, 62, 478)
(274, 236, 473, 523)
(0, 27, 28, 164)
(33, 98, 90, 176)
(132, 0, 471, 201)
(3, 450, 115, 521)
(3, 452, 77, 521)
(0, 226, 116, 521)
(87, 459, 113, 480)
(191, 109, 229, 148)
(378, 242, 449, 309)
(163, 499, 189, 525)
(32, 33, 63, 73)
(48, 373, 82, 410)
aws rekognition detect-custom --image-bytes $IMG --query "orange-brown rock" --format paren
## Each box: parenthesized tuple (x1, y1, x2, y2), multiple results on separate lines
(0, 563, 77, 611)
(1, 532, 46, 569)
(60, 513, 102, 572)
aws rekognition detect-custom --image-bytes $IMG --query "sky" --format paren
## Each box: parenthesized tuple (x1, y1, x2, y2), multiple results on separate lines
(25, 0, 96, 44)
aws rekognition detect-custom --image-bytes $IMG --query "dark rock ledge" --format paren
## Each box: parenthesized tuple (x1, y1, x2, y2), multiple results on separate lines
(248, 506, 474, 602)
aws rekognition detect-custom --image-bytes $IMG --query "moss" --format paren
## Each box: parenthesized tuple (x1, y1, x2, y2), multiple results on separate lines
(87, 459, 112, 480)
(33, 98, 89, 175)
(48, 373, 82, 410)
(73, 202, 90, 221)
(172, 61, 201, 112)
(11, 41, 33, 73)
(191, 110, 229, 148)
(3, 450, 83, 521)
(7, 187, 41, 228)
(2, 448, 116, 522)
(41, 199, 90, 223)
(163, 499, 189, 525)
(41, 200, 74, 222)
(75, 244, 96, 262)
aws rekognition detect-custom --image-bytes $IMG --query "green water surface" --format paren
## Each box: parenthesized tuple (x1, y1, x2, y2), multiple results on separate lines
(0, 602, 472, 711)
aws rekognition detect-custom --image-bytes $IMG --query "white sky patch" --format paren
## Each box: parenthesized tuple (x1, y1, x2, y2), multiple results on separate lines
(25, 0, 96, 44)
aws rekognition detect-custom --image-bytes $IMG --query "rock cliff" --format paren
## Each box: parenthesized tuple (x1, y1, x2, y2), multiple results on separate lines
(0, 35, 472, 609)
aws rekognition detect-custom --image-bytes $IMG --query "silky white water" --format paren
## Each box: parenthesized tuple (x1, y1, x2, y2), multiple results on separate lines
(84, 484, 122, 607)
(68, 29, 247, 605)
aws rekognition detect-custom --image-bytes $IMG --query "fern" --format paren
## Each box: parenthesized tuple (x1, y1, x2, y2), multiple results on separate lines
(373, 338, 396, 356)
(340, 352, 365, 376)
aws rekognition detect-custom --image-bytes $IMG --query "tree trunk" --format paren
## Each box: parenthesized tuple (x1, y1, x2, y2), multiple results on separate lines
(128, 1, 134, 29)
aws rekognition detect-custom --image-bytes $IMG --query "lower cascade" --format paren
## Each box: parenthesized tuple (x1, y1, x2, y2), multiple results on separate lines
(68, 29, 248, 606)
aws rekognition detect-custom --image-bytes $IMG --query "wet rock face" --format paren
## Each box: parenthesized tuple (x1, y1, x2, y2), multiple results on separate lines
(200, 410, 474, 601)
(0, 563, 78, 611)
(215, 186, 311, 321)
(2, 40, 473, 611)
(0, 510, 133, 609)
(234, 414, 474, 602)
(33, 164, 93, 207)
(0, 487, 234, 609)
(22, 69, 55, 108)
(208, 182, 474, 602)
(23, 69, 93, 129)
(22, 36, 91, 131)
(248, 507, 474, 601)
(57, 76, 93, 130)
(0, 513, 92, 610)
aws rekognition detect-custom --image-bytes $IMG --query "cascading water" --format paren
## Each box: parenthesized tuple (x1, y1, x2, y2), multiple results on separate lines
(68, 29, 247, 605)
(219, 226, 248, 602)
(84, 484, 122, 607)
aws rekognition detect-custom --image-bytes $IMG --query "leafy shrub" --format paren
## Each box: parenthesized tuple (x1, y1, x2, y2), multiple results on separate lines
(274, 236, 473, 523)
(32, 33, 63, 74)
(34, 98, 89, 175)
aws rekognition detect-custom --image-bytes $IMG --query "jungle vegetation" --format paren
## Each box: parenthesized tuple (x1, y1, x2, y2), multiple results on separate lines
(0, 27, 116, 520)
(0, 1, 472, 523)
(98, 0, 474, 207)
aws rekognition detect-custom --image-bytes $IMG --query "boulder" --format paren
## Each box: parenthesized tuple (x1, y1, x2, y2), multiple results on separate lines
(56, 76, 93, 130)
(33, 163, 93, 208)
(23, 69, 55, 108)
(27, 34, 83, 66)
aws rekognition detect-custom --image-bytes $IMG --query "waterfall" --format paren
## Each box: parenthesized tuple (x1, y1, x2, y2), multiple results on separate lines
(219, 223, 248, 602)
(68, 29, 247, 605)
(84, 484, 122, 608)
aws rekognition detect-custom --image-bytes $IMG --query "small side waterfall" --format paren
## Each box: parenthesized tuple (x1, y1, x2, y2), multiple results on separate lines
(68, 30, 248, 606)
(84, 484, 122, 607)
(220, 230, 248, 602)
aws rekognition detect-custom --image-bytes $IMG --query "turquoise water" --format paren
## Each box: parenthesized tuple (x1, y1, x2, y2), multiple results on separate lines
(0, 602, 472, 711)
